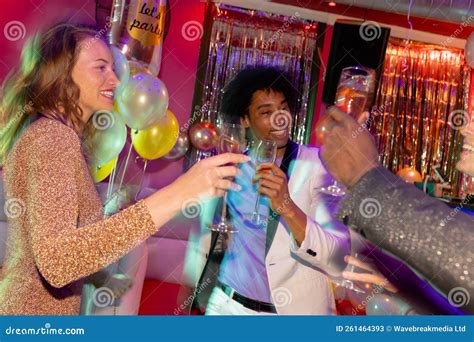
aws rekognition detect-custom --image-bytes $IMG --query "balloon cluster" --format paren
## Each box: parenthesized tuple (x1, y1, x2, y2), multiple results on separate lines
(85, 0, 223, 183)
(84, 47, 185, 183)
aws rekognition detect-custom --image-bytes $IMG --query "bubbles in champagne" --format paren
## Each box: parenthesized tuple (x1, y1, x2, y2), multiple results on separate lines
(335, 86, 368, 120)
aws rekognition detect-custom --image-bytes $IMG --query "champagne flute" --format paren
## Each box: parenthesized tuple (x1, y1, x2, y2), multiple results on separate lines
(208, 122, 246, 233)
(335, 252, 366, 294)
(248, 139, 277, 226)
(315, 66, 375, 197)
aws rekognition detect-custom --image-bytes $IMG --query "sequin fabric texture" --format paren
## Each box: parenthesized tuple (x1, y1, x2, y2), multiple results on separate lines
(338, 167, 474, 313)
(0, 118, 156, 315)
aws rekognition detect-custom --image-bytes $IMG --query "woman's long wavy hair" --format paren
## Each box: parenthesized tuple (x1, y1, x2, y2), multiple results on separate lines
(0, 23, 99, 166)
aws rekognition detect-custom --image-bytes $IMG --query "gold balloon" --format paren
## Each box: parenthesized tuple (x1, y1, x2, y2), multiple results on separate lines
(131, 109, 180, 160)
(396, 167, 422, 183)
(89, 157, 118, 183)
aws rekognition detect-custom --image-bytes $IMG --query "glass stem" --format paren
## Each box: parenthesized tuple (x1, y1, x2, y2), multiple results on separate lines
(220, 191, 229, 223)
(253, 193, 261, 217)
(349, 252, 358, 273)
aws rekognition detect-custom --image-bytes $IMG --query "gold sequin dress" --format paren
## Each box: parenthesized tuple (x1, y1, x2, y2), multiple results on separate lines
(0, 117, 156, 315)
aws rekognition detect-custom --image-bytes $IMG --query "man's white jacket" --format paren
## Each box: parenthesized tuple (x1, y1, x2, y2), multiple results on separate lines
(185, 144, 350, 315)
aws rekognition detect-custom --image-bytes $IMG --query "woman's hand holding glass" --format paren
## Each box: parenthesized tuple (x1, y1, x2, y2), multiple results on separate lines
(180, 152, 248, 200)
(208, 122, 247, 233)
(143, 152, 249, 229)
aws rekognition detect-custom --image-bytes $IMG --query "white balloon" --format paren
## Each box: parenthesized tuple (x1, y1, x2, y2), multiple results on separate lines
(466, 32, 474, 68)
(116, 73, 169, 131)
(365, 294, 414, 315)
(110, 46, 130, 85)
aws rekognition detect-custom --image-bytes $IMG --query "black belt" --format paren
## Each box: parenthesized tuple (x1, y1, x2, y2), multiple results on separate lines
(216, 281, 277, 313)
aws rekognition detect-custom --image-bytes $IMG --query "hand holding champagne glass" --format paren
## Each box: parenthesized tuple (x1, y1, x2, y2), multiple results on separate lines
(248, 139, 277, 226)
(334, 66, 374, 120)
(315, 66, 375, 196)
(208, 122, 246, 233)
(318, 67, 375, 292)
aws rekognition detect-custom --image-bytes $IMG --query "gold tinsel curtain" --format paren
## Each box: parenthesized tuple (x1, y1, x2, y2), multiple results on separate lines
(371, 38, 471, 196)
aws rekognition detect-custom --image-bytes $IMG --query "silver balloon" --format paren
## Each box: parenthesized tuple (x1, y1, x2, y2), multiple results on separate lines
(163, 131, 189, 160)
(116, 73, 169, 130)
(189, 122, 218, 151)
(108, 0, 166, 75)
(83, 110, 127, 167)
(110, 45, 130, 86)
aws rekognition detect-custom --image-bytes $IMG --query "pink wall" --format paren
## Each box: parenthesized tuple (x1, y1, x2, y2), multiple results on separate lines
(0, 0, 96, 81)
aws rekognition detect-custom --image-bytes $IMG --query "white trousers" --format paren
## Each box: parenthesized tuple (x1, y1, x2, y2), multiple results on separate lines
(205, 287, 277, 316)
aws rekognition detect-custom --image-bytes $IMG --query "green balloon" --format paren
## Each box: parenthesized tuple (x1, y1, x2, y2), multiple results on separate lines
(83, 110, 127, 167)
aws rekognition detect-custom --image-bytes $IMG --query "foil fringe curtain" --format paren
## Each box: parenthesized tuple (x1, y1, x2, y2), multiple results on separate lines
(187, 4, 318, 165)
(370, 38, 471, 196)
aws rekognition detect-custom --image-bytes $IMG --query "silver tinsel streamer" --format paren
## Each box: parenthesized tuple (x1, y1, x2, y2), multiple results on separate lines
(187, 4, 318, 166)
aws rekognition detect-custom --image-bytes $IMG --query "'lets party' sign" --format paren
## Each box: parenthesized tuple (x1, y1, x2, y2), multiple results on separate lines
(127, 0, 165, 46)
